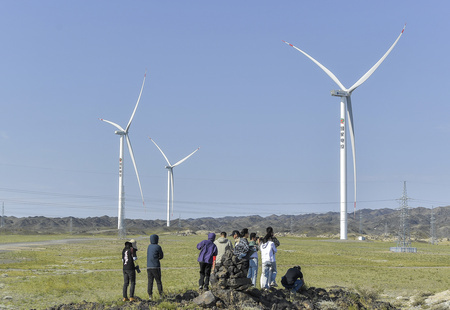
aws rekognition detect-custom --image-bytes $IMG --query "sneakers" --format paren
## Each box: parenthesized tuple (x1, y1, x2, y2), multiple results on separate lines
(199, 285, 203, 290)
(122, 298, 129, 302)
(270, 282, 278, 287)
(203, 286, 209, 291)
(129, 297, 135, 302)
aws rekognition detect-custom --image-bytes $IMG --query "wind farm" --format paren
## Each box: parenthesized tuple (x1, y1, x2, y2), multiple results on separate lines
(2, 1, 450, 242)
(3, 3, 450, 308)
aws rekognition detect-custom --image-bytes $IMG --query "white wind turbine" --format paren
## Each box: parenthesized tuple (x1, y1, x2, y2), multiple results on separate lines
(150, 138, 199, 227)
(100, 73, 146, 238)
(283, 25, 405, 240)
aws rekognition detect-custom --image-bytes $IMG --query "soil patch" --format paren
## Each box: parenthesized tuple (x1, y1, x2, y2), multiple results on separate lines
(47, 286, 398, 309)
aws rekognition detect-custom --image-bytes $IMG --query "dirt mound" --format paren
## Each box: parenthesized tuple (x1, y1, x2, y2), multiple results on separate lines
(47, 286, 397, 309)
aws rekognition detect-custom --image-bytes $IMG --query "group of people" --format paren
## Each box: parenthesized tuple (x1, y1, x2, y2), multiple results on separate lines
(121, 227, 305, 301)
(195, 226, 304, 292)
(121, 235, 163, 302)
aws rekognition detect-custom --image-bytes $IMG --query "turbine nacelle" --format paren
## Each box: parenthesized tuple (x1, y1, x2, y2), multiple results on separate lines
(331, 90, 350, 97)
(115, 130, 126, 135)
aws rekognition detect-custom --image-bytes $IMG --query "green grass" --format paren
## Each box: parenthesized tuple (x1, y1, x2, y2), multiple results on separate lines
(0, 234, 449, 309)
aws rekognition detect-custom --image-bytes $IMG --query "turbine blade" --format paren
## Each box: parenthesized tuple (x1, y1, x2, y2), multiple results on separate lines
(149, 138, 172, 166)
(126, 135, 145, 206)
(282, 40, 347, 91)
(99, 118, 125, 132)
(173, 147, 200, 167)
(346, 96, 357, 215)
(348, 25, 406, 92)
(170, 170, 174, 217)
(125, 71, 147, 132)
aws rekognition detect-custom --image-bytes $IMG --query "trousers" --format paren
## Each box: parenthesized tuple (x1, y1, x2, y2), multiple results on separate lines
(147, 268, 163, 297)
(123, 269, 136, 298)
(199, 262, 212, 288)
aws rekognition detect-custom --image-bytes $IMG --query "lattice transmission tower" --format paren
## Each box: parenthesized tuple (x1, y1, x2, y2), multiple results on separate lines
(430, 207, 437, 245)
(390, 181, 417, 252)
(1, 202, 4, 228)
(397, 181, 411, 248)
(359, 210, 362, 235)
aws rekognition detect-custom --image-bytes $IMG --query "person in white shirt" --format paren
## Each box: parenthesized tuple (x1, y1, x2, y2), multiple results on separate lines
(259, 237, 277, 289)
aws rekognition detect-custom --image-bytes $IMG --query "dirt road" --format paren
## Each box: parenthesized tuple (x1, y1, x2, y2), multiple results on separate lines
(0, 238, 105, 252)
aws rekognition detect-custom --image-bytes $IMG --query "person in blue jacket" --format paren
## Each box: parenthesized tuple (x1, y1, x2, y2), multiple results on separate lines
(147, 234, 164, 300)
(197, 232, 218, 291)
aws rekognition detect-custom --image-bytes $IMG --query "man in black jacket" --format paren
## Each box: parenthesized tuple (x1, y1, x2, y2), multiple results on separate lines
(147, 234, 164, 300)
(281, 266, 304, 293)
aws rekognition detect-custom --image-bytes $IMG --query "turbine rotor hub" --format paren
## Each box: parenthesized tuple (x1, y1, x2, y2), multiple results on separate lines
(331, 90, 349, 97)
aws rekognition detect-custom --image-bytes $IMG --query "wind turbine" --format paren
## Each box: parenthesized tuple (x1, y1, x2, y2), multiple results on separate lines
(283, 25, 405, 240)
(150, 138, 199, 227)
(100, 73, 146, 238)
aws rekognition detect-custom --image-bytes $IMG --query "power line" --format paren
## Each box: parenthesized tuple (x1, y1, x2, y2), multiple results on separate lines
(0, 186, 404, 207)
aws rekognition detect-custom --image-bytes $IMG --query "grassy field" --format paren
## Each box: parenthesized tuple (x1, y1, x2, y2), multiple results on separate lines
(0, 234, 449, 309)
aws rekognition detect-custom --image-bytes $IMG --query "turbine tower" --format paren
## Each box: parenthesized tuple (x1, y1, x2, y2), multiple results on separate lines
(283, 25, 405, 240)
(150, 138, 199, 227)
(100, 73, 146, 238)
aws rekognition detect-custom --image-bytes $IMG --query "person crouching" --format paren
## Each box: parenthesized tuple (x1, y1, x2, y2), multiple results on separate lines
(281, 265, 304, 293)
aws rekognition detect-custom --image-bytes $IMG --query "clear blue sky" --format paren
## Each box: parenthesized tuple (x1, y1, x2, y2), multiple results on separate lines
(1, 1, 449, 220)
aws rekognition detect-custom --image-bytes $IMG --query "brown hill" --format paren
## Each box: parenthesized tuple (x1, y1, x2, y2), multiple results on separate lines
(1, 206, 449, 240)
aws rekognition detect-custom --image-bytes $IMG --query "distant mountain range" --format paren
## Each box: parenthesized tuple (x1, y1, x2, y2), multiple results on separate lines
(1, 206, 449, 240)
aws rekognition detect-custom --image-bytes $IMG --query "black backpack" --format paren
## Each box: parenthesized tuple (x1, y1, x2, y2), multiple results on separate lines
(241, 245, 256, 261)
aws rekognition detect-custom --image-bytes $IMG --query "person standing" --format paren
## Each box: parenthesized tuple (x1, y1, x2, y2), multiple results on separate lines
(146, 234, 164, 300)
(247, 232, 259, 287)
(197, 232, 218, 291)
(265, 227, 280, 247)
(122, 241, 136, 302)
(129, 239, 141, 273)
(259, 237, 277, 289)
(281, 266, 304, 293)
(233, 228, 250, 260)
(231, 230, 240, 245)
(264, 226, 280, 287)
(213, 231, 233, 270)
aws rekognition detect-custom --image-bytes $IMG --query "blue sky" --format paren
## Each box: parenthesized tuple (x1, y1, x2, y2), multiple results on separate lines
(1, 1, 449, 221)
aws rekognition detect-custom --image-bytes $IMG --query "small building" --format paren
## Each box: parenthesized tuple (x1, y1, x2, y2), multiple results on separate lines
(389, 246, 417, 253)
